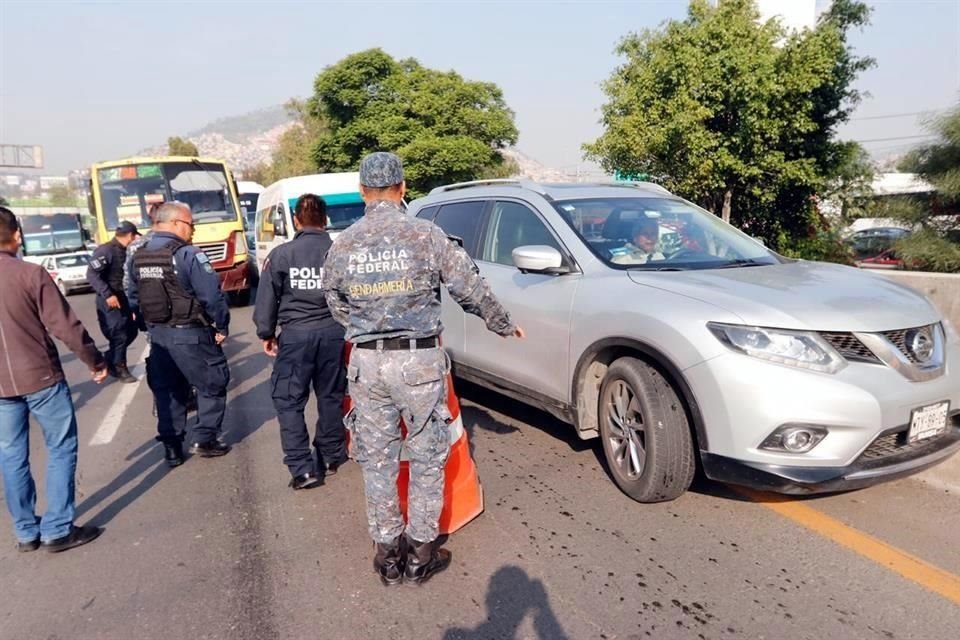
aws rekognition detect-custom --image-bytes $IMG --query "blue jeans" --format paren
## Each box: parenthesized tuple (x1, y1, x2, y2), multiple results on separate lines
(0, 381, 78, 543)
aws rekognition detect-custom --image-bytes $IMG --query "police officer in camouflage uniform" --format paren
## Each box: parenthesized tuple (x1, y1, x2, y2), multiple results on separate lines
(127, 202, 232, 468)
(253, 193, 347, 491)
(323, 152, 524, 586)
(86, 221, 141, 383)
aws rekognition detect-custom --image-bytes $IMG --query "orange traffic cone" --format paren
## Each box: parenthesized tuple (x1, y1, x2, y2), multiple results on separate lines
(342, 342, 484, 535)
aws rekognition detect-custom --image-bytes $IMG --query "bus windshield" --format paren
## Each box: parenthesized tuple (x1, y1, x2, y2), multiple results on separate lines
(19, 214, 86, 256)
(97, 161, 237, 229)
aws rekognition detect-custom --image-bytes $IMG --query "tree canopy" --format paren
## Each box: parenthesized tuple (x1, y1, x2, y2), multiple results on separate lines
(889, 103, 960, 272)
(167, 136, 199, 157)
(584, 0, 874, 248)
(308, 49, 518, 196)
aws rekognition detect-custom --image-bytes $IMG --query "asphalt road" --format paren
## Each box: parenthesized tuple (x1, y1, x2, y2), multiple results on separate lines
(1, 291, 958, 640)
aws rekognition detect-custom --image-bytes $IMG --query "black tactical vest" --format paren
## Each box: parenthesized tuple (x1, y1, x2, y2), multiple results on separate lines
(132, 238, 207, 326)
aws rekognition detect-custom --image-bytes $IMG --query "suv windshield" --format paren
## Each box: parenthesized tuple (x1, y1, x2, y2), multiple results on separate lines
(98, 161, 238, 229)
(553, 196, 779, 270)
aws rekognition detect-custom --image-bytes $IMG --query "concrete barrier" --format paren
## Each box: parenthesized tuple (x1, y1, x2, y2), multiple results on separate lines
(877, 270, 960, 330)
(876, 270, 960, 495)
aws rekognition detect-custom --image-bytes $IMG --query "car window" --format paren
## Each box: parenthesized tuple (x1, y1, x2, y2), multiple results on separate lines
(257, 204, 276, 243)
(433, 201, 486, 258)
(416, 205, 438, 221)
(56, 255, 89, 269)
(554, 197, 779, 270)
(481, 200, 562, 266)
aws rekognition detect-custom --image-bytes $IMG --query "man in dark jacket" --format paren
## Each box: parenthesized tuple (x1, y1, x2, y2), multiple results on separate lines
(87, 220, 141, 382)
(0, 207, 107, 553)
(253, 194, 347, 490)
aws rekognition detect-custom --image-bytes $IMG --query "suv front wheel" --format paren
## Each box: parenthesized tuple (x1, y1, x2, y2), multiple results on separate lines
(598, 357, 695, 502)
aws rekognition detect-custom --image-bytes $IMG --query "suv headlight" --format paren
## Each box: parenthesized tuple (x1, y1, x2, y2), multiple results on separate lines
(707, 322, 846, 374)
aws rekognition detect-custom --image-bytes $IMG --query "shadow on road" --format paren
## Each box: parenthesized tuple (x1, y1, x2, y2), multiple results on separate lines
(442, 565, 571, 640)
(75, 439, 171, 526)
(220, 347, 275, 447)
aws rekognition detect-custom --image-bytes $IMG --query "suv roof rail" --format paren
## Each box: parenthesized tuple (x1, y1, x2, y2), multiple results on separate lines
(428, 178, 549, 197)
(602, 180, 673, 195)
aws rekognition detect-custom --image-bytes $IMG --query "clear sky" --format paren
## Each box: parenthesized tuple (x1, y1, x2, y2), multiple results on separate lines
(1, 0, 957, 174)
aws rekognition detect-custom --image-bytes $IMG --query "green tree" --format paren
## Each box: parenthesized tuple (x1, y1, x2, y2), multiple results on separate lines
(584, 0, 873, 249)
(47, 184, 78, 206)
(883, 104, 960, 272)
(168, 136, 199, 156)
(308, 49, 518, 196)
(0, 195, 8, 207)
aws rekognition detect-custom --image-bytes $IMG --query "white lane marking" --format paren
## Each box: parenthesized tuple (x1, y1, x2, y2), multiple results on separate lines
(88, 344, 149, 446)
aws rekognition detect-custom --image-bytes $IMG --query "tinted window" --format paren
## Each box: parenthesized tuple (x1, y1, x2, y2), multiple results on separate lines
(482, 201, 562, 266)
(416, 205, 439, 221)
(433, 201, 486, 258)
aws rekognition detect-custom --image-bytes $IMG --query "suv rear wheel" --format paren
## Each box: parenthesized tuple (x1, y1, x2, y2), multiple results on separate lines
(598, 357, 695, 502)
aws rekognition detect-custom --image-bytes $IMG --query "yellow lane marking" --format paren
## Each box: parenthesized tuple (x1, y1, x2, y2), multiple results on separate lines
(740, 489, 960, 606)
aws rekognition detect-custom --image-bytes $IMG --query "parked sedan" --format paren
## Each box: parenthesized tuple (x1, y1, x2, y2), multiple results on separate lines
(40, 252, 93, 296)
(408, 180, 960, 502)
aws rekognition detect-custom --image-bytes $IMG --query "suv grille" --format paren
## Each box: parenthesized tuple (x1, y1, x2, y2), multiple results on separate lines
(882, 327, 933, 364)
(820, 332, 881, 364)
(197, 242, 227, 263)
(859, 412, 958, 462)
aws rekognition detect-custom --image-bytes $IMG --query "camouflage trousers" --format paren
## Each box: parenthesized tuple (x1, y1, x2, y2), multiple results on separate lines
(346, 345, 452, 544)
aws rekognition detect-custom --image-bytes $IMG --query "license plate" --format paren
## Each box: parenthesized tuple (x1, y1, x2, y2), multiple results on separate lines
(907, 401, 950, 443)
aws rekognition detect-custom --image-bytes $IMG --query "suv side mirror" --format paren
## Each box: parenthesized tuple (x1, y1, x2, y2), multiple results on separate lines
(513, 245, 569, 274)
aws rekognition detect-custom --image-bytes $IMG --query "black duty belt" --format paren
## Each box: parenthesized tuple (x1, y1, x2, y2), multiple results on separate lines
(355, 336, 439, 351)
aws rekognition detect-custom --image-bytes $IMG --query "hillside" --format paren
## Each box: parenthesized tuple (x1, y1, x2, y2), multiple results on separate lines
(142, 106, 582, 181)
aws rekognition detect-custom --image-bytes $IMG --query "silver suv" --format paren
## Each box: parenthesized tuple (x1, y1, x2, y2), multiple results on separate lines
(407, 179, 960, 502)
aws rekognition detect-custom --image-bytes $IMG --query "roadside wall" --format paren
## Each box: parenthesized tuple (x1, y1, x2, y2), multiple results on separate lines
(878, 271, 960, 330)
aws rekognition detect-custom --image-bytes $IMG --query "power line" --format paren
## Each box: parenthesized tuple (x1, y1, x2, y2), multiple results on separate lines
(854, 134, 938, 144)
(850, 109, 946, 121)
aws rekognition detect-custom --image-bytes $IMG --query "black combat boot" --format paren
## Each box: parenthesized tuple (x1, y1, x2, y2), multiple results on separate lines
(163, 439, 185, 468)
(115, 362, 137, 384)
(373, 537, 406, 586)
(403, 535, 451, 586)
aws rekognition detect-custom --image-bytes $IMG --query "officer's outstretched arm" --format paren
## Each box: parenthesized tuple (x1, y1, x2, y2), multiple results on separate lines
(434, 227, 516, 337)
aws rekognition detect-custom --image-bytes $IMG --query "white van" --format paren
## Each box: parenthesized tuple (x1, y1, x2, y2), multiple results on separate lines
(254, 172, 364, 273)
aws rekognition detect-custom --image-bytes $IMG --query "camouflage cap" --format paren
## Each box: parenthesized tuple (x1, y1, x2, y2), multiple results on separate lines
(359, 152, 404, 188)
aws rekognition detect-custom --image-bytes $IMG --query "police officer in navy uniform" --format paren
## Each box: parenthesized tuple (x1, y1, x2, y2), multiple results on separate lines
(253, 194, 347, 491)
(86, 221, 141, 383)
(127, 202, 232, 467)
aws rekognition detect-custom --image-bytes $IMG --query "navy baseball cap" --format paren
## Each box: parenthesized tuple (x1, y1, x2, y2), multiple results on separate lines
(359, 152, 404, 188)
(116, 221, 140, 236)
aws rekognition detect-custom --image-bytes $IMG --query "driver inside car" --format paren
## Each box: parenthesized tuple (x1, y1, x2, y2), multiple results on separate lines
(609, 217, 665, 265)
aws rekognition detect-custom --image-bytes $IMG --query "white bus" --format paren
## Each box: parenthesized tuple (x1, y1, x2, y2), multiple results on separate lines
(254, 172, 363, 273)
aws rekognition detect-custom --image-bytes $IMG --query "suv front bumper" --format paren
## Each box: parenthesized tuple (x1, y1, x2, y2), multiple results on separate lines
(701, 422, 960, 494)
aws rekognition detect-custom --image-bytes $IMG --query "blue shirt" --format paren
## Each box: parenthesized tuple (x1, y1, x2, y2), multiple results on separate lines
(126, 231, 230, 335)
